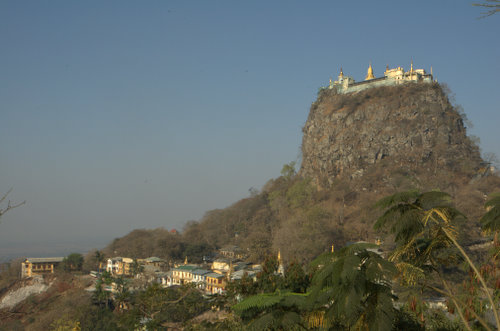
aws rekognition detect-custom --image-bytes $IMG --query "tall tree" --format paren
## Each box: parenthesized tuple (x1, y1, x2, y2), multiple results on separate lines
(94, 250, 105, 273)
(374, 190, 499, 330)
(62, 253, 84, 272)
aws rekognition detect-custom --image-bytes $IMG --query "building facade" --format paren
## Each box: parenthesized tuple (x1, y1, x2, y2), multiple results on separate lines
(106, 257, 134, 276)
(21, 257, 64, 278)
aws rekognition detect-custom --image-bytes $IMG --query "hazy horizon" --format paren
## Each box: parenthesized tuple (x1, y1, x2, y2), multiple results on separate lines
(1, 1, 500, 261)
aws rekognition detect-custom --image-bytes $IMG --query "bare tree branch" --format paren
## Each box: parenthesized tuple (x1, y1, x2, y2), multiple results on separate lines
(0, 189, 25, 218)
(473, 0, 500, 18)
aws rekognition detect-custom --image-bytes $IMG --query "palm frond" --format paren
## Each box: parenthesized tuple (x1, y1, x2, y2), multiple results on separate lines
(338, 242, 378, 256)
(233, 293, 282, 313)
(364, 291, 396, 331)
(340, 255, 362, 282)
(394, 262, 425, 286)
(374, 190, 420, 209)
(416, 191, 451, 209)
(484, 192, 500, 208)
(280, 311, 305, 330)
(309, 251, 335, 269)
(306, 310, 327, 329)
(480, 192, 500, 232)
(364, 254, 397, 281)
(280, 292, 309, 309)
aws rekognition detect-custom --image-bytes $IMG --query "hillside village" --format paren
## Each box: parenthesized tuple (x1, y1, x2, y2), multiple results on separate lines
(19, 245, 283, 297)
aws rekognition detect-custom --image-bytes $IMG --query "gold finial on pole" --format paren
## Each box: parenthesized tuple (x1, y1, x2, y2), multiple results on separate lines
(331, 243, 335, 253)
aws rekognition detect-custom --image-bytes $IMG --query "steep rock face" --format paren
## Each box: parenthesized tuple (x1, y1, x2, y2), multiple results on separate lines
(300, 83, 482, 186)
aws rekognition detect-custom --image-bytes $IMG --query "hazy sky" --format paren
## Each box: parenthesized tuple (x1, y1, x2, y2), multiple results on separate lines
(1, 1, 499, 257)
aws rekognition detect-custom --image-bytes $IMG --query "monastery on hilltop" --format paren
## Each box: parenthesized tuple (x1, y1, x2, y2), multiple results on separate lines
(328, 61, 435, 94)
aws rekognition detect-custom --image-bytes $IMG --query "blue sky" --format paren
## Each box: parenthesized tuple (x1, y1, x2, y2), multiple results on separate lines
(1, 1, 499, 257)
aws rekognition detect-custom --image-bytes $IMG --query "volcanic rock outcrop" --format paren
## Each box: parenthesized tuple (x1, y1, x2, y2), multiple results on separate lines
(300, 83, 483, 186)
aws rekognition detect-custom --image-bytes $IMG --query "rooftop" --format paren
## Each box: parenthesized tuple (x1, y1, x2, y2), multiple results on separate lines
(192, 269, 211, 275)
(25, 257, 64, 263)
(173, 264, 199, 271)
(144, 257, 163, 263)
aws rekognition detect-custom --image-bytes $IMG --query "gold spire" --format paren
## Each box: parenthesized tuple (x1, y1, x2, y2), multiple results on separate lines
(410, 60, 414, 73)
(365, 62, 375, 80)
(338, 67, 344, 79)
(331, 243, 335, 253)
(184, 256, 188, 265)
(278, 250, 281, 262)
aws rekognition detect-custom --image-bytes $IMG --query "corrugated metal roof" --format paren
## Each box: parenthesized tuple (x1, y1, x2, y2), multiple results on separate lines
(192, 269, 210, 275)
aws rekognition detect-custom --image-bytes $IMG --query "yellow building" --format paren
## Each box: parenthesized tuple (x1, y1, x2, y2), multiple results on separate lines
(212, 258, 231, 272)
(106, 257, 134, 276)
(205, 272, 226, 294)
(140, 256, 165, 268)
(21, 257, 64, 278)
(171, 265, 199, 285)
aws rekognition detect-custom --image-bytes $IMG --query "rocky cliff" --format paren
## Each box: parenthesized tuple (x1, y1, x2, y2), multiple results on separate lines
(300, 83, 483, 187)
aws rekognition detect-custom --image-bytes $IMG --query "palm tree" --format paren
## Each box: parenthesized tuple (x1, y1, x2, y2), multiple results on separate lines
(307, 243, 397, 331)
(374, 191, 462, 273)
(93, 277, 112, 310)
(374, 190, 499, 330)
(113, 276, 130, 312)
(94, 250, 105, 273)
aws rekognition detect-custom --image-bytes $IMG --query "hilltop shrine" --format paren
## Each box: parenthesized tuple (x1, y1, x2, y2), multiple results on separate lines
(328, 61, 434, 94)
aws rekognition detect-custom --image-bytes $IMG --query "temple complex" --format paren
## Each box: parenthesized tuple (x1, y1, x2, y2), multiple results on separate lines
(328, 61, 434, 94)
